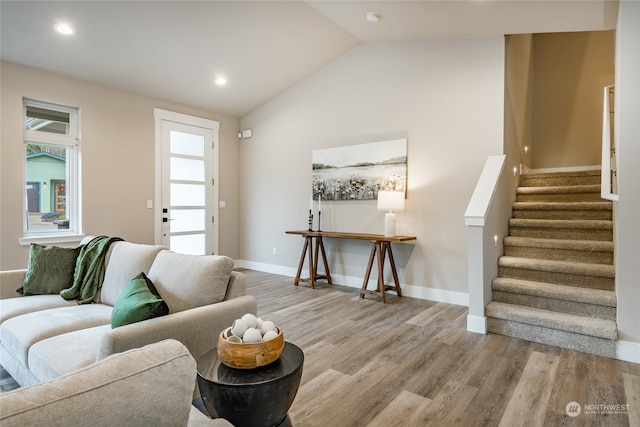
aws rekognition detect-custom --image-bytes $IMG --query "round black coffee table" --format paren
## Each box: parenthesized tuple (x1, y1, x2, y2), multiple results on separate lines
(197, 342, 304, 427)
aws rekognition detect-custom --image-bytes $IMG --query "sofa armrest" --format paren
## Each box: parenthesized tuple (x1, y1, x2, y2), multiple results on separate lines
(224, 271, 246, 300)
(0, 270, 27, 300)
(0, 340, 197, 427)
(97, 295, 257, 362)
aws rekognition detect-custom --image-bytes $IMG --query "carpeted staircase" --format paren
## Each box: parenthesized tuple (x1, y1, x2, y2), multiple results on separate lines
(486, 169, 617, 358)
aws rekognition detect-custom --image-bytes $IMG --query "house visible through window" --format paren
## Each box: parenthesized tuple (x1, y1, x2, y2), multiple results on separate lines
(23, 99, 80, 236)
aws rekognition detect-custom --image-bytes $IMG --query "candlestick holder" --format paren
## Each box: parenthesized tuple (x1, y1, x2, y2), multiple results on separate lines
(308, 210, 314, 231)
(317, 211, 322, 232)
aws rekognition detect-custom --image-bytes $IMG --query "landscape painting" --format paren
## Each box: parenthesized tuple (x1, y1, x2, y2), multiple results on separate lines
(312, 139, 407, 201)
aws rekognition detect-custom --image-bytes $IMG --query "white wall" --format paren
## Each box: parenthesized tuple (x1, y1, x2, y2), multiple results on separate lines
(614, 1, 640, 347)
(238, 38, 505, 301)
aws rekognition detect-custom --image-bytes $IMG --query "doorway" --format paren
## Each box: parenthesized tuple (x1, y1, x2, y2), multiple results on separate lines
(154, 109, 220, 255)
(26, 182, 40, 213)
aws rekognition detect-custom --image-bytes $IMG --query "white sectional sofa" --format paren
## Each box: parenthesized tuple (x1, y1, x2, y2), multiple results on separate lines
(0, 238, 257, 388)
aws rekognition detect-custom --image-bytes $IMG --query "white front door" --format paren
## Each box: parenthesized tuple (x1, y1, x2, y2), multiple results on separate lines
(154, 109, 220, 255)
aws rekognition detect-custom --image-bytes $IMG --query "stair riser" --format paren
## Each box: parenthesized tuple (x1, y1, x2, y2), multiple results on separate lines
(498, 266, 614, 290)
(512, 209, 612, 220)
(520, 176, 601, 187)
(509, 228, 613, 241)
(504, 246, 613, 264)
(492, 291, 616, 321)
(487, 318, 616, 358)
(516, 193, 603, 202)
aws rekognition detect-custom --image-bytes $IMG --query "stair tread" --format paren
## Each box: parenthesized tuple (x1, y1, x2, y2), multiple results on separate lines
(503, 236, 613, 252)
(512, 201, 613, 210)
(492, 277, 616, 306)
(498, 256, 615, 277)
(486, 301, 617, 340)
(509, 218, 613, 230)
(517, 184, 601, 194)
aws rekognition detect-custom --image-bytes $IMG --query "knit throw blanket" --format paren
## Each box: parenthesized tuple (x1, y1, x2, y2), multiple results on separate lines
(60, 236, 123, 304)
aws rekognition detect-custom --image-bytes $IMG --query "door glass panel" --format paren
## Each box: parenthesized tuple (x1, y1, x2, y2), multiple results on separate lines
(171, 234, 205, 255)
(170, 209, 205, 233)
(170, 157, 205, 182)
(170, 183, 205, 206)
(170, 130, 204, 156)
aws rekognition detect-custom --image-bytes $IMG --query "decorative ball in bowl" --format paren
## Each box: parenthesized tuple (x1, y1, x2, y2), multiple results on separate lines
(217, 325, 285, 369)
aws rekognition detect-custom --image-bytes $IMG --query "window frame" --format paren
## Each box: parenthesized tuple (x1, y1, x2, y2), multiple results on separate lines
(19, 98, 83, 245)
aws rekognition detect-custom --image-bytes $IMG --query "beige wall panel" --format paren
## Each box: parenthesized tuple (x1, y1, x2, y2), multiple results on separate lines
(532, 31, 615, 169)
(238, 38, 506, 297)
(0, 62, 240, 269)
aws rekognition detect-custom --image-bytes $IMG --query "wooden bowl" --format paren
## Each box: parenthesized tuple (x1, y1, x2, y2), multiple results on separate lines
(217, 326, 284, 369)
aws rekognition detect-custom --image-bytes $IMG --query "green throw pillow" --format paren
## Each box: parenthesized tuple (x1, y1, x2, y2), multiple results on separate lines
(20, 243, 82, 295)
(111, 272, 169, 328)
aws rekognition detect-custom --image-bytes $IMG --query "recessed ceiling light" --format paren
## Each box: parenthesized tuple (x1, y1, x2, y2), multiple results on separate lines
(54, 23, 74, 35)
(215, 77, 227, 86)
(366, 12, 381, 23)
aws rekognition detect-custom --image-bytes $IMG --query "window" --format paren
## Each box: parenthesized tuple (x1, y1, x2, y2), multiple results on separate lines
(23, 99, 80, 240)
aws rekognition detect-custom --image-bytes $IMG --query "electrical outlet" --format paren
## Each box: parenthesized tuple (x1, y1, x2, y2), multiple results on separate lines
(147, 200, 153, 209)
(272, 247, 277, 255)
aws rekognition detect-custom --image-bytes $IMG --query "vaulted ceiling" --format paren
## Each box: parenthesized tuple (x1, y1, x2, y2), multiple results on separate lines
(0, 1, 618, 118)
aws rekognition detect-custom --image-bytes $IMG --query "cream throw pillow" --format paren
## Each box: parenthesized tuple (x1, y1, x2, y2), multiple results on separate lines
(146, 250, 233, 313)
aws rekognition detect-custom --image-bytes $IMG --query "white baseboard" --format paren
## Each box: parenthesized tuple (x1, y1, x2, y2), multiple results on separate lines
(616, 340, 640, 363)
(467, 314, 488, 334)
(235, 260, 468, 306)
(403, 283, 468, 306)
(236, 260, 298, 277)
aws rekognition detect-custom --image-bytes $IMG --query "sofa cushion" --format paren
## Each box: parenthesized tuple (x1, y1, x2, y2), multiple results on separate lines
(0, 339, 196, 427)
(0, 295, 76, 324)
(99, 242, 166, 306)
(0, 304, 112, 367)
(28, 325, 111, 383)
(0, 345, 40, 387)
(20, 244, 81, 295)
(147, 251, 233, 313)
(111, 272, 169, 328)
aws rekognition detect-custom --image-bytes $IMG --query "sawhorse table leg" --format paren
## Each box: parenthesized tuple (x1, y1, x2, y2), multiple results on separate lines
(293, 235, 332, 288)
(360, 241, 402, 302)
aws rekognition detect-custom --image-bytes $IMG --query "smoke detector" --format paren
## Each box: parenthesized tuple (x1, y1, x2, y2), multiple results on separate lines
(366, 12, 381, 22)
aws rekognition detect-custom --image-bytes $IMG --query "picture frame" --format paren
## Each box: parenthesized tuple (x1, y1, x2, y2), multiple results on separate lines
(312, 139, 407, 201)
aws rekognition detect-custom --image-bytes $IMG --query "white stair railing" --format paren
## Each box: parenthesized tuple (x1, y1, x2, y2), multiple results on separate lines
(601, 85, 618, 201)
(465, 155, 508, 334)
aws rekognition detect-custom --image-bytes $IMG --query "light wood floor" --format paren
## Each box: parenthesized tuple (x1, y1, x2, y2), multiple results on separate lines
(243, 269, 640, 427)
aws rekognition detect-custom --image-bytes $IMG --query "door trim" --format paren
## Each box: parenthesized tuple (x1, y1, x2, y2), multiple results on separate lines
(153, 108, 220, 253)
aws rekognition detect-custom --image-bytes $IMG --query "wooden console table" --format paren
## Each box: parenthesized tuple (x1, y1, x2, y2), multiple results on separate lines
(285, 230, 416, 303)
